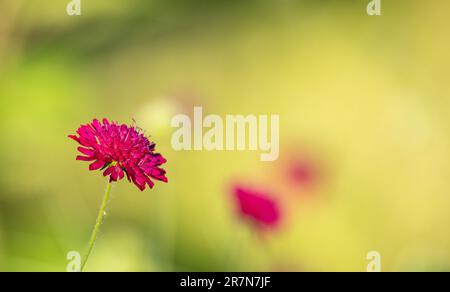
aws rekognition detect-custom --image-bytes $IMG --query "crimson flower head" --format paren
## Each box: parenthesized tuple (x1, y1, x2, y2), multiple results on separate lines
(69, 118, 168, 191)
(233, 186, 281, 229)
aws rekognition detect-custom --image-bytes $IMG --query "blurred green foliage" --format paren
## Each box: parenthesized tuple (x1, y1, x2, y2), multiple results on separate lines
(0, 0, 449, 271)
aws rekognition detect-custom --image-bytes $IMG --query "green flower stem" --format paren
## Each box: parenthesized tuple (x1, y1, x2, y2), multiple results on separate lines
(81, 181, 113, 272)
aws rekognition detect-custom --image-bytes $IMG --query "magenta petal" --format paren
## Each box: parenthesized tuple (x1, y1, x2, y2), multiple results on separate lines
(103, 166, 114, 177)
(152, 154, 167, 164)
(68, 135, 80, 143)
(110, 169, 119, 181)
(146, 178, 155, 189)
(78, 136, 94, 147)
(110, 173, 118, 182)
(89, 160, 106, 171)
(102, 118, 110, 128)
(77, 147, 95, 156)
(117, 167, 125, 180)
(234, 186, 281, 229)
(76, 155, 95, 161)
(92, 119, 103, 133)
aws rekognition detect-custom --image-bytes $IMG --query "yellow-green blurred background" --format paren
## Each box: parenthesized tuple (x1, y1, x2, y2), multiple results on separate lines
(0, 0, 449, 272)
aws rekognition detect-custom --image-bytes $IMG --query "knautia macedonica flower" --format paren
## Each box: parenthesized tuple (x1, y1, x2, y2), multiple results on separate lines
(70, 118, 168, 271)
(69, 118, 168, 191)
(233, 186, 281, 229)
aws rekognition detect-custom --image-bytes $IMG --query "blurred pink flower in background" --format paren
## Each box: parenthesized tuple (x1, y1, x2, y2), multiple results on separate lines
(278, 146, 327, 199)
(233, 185, 281, 230)
(69, 118, 168, 191)
(286, 157, 320, 188)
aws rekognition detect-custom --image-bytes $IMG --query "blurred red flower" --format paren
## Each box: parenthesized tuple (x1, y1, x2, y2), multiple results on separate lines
(287, 158, 319, 187)
(233, 186, 281, 229)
